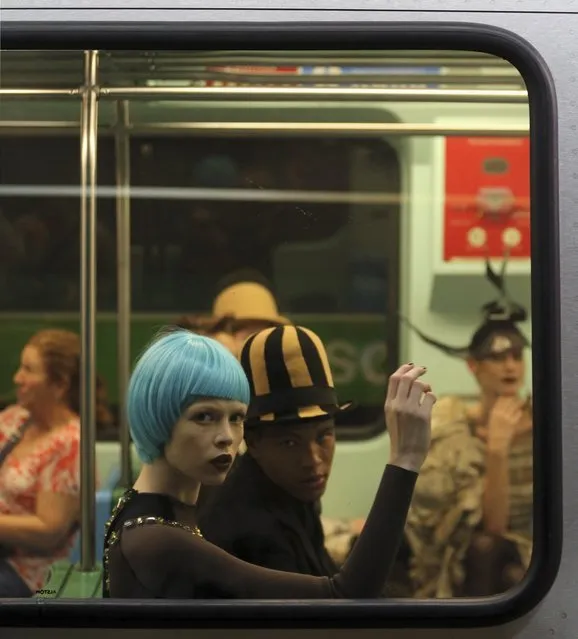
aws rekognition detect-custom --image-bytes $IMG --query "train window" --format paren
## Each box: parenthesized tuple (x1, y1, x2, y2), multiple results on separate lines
(0, 26, 559, 632)
(125, 135, 398, 437)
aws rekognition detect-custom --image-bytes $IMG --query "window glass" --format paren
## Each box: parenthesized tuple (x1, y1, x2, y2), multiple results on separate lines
(0, 49, 540, 606)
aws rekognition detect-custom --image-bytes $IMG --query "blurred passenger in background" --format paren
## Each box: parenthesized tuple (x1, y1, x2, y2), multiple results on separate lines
(402, 259, 533, 597)
(175, 314, 237, 354)
(0, 329, 112, 597)
(211, 269, 290, 357)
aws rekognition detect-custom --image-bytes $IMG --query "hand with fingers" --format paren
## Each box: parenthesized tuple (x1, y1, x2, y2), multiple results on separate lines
(385, 363, 436, 474)
(487, 396, 528, 454)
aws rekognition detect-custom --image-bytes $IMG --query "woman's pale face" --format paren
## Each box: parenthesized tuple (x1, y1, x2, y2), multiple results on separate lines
(468, 348, 526, 398)
(163, 398, 247, 486)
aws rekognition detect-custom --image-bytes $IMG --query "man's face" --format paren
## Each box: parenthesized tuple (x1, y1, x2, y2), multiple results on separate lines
(247, 418, 336, 502)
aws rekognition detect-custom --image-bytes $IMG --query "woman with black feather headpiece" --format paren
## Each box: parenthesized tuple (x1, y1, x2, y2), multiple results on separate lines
(401, 256, 533, 598)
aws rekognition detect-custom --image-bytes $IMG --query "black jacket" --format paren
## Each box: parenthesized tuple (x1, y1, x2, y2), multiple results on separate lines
(199, 453, 337, 576)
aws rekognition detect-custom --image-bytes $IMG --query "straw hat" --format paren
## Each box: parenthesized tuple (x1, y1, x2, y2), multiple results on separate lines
(240, 325, 352, 427)
(212, 281, 290, 327)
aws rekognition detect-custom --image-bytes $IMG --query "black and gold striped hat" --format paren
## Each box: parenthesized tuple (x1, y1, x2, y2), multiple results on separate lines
(239, 325, 352, 426)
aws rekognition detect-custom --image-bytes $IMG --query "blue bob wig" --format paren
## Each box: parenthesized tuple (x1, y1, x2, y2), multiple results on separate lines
(127, 327, 251, 463)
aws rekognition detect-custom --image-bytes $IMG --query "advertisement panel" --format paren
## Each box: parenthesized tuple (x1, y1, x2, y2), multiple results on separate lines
(443, 136, 531, 261)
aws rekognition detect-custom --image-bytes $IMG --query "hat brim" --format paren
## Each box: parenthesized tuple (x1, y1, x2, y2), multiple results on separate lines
(245, 401, 355, 428)
(233, 315, 291, 327)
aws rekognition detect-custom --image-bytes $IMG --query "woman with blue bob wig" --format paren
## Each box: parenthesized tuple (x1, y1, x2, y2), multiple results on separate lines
(103, 326, 437, 599)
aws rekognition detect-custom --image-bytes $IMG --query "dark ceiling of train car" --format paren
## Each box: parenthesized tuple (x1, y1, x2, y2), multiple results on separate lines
(0, 50, 524, 90)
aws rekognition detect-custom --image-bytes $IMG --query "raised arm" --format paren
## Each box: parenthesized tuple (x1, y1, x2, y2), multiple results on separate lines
(121, 364, 435, 599)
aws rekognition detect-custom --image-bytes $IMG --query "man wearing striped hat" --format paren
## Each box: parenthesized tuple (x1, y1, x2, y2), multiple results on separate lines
(200, 324, 353, 578)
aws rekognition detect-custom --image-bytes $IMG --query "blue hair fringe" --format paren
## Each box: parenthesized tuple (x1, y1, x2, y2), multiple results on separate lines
(127, 327, 250, 463)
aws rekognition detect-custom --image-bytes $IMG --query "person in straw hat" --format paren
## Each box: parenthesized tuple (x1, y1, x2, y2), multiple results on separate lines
(211, 269, 291, 357)
(174, 314, 237, 354)
(200, 325, 410, 580)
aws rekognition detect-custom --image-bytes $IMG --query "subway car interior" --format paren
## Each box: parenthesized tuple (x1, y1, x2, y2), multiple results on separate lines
(0, 45, 539, 611)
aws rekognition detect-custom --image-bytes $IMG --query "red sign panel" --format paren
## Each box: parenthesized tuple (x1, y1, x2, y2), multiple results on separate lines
(443, 137, 530, 261)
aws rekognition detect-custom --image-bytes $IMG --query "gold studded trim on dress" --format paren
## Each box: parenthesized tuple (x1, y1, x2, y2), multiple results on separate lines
(102, 489, 203, 594)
